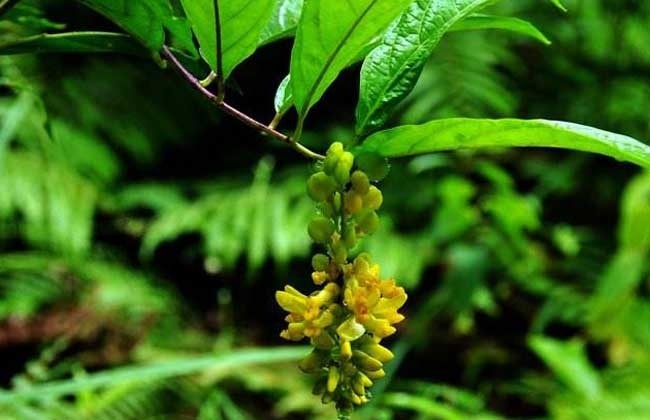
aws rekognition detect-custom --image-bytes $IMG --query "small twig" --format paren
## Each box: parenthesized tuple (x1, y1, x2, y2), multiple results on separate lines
(161, 46, 324, 160)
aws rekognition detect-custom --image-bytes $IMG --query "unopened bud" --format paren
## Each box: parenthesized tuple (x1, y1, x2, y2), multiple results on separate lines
(307, 172, 337, 202)
(308, 216, 335, 243)
(364, 185, 383, 210)
(327, 365, 340, 393)
(312, 253, 330, 271)
(351, 170, 370, 195)
(357, 209, 379, 234)
(353, 350, 383, 372)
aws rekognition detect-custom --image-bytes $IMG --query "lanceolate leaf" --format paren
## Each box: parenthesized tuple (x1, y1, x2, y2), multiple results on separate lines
(450, 14, 551, 45)
(290, 0, 411, 123)
(548, 0, 567, 12)
(259, 0, 304, 46)
(181, 0, 274, 78)
(0, 32, 146, 56)
(355, 119, 650, 169)
(355, 0, 498, 136)
(0, 346, 309, 402)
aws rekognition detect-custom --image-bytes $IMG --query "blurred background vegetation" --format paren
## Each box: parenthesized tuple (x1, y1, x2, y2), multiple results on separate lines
(0, 0, 649, 418)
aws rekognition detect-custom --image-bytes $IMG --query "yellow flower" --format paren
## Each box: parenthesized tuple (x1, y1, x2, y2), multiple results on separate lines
(342, 256, 407, 339)
(276, 283, 340, 341)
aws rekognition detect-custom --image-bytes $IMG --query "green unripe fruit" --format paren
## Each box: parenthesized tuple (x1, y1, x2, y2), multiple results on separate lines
(307, 171, 337, 202)
(364, 185, 383, 210)
(351, 170, 370, 195)
(334, 152, 354, 185)
(312, 253, 330, 271)
(357, 209, 379, 234)
(308, 216, 335, 243)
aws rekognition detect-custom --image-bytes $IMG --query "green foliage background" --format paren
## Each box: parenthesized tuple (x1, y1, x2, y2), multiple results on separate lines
(0, 0, 649, 418)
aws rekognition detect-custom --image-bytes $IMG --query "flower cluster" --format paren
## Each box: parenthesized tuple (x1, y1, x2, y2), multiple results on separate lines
(275, 142, 407, 414)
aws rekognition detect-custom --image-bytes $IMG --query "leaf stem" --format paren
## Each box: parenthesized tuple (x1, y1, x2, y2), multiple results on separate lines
(213, 0, 225, 101)
(199, 71, 217, 88)
(161, 46, 324, 160)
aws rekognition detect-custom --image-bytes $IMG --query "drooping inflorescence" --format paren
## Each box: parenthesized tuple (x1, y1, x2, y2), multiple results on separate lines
(275, 142, 407, 415)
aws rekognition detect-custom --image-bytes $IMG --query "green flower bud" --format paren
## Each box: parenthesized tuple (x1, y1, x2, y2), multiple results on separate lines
(312, 253, 330, 271)
(311, 331, 336, 349)
(364, 185, 383, 210)
(357, 209, 379, 235)
(333, 192, 342, 212)
(312, 376, 327, 395)
(340, 340, 353, 361)
(357, 371, 373, 387)
(327, 365, 340, 393)
(359, 342, 394, 363)
(353, 350, 383, 372)
(319, 201, 335, 218)
(307, 172, 337, 202)
(299, 349, 329, 373)
(351, 170, 370, 195)
(322, 392, 334, 404)
(352, 374, 366, 396)
(343, 222, 358, 248)
(327, 142, 344, 157)
(308, 216, 335, 243)
(364, 368, 385, 380)
(332, 240, 348, 264)
(334, 152, 354, 185)
(323, 142, 344, 175)
(347, 390, 362, 405)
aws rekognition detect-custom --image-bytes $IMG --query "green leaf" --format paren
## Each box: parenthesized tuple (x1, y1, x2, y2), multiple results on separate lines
(528, 336, 602, 399)
(618, 173, 650, 253)
(76, 0, 171, 51)
(355, 119, 650, 169)
(258, 0, 304, 46)
(0, 93, 32, 164)
(450, 14, 551, 45)
(0, 346, 309, 402)
(181, 0, 274, 78)
(355, 0, 498, 136)
(0, 32, 146, 56)
(290, 0, 411, 124)
(548, 0, 567, 12)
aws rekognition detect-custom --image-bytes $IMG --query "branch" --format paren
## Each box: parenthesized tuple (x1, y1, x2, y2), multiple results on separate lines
(161, 46, 324, 160)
